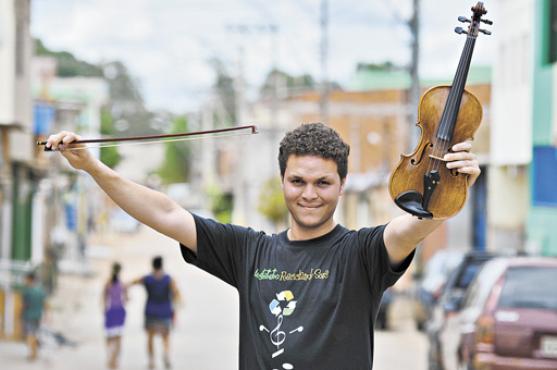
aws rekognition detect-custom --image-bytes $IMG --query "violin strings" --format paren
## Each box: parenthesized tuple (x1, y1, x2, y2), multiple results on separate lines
(427, 35, 473, 173)
(438, 38, 469, 156)
(440, 36, 475, 165)
(428, 35, 475, 175)
(54, 130, 253, 151)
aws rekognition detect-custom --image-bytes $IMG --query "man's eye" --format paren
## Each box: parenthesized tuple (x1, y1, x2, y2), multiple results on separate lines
(318, 180, 330, 186)
(291, 179, 303, 185)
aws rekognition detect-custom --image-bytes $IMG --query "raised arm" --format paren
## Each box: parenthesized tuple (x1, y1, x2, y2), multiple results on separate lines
(46, 131, 198, 252)
(384, 141, 480, 266)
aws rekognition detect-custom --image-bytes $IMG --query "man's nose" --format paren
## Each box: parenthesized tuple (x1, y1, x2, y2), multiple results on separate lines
(301, 184, 318, 200)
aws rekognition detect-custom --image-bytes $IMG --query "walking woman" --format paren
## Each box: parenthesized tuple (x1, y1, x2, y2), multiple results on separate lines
(130, 256, 180, 370)
(103, 262, 127, 369)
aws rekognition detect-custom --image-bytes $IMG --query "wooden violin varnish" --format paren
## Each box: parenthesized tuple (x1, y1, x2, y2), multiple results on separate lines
(389, 1, 492, 220)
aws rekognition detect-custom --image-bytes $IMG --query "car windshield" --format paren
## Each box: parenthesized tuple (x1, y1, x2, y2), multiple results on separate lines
(455, 261, 483, 289)
(498, 266, 557, 310)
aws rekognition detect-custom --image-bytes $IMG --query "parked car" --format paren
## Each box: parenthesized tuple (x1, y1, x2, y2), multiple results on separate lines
(441, 257, 557, 370)
(426, 251, 495, 370)
(414, 249, 466, 331)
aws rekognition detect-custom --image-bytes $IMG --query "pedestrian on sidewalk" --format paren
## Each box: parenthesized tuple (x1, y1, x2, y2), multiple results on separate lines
(129, 256, 180, 370)
(46, 122, 480, 369)
(21, 271, 46, 361)
(103, 262, 127, 369)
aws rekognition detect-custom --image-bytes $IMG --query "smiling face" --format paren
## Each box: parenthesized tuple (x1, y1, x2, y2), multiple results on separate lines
(282, 154, 345, 240)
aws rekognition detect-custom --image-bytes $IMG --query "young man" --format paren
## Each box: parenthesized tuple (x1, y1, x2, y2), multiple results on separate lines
(46, 122, 480, 369)
(21, 272, 47, 361)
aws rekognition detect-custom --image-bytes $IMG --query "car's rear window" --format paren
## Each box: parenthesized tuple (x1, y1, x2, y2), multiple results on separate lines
(498, 266, 557, 310)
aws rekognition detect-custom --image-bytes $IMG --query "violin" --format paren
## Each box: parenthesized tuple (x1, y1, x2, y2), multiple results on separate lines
(389, 2, 492, 219)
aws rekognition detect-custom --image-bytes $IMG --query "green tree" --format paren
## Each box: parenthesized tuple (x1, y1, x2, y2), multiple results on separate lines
(35, 39, 155, 136)
(99, 108, 122, 168)
(206, 185, 233, 224)
(102, 60, 156, 135)
(157, 116, 191, 184)
(35, 38, 103, 77)
(259, 69, 317, 98)
(209, 58, 236, 124)
(257, 177, 288, 229)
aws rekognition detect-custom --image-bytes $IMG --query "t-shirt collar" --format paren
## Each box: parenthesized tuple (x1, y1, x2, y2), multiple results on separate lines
(280, 224, 345, 247)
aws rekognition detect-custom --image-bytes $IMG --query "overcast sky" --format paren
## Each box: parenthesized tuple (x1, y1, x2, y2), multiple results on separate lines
(31, 0, 498, 113)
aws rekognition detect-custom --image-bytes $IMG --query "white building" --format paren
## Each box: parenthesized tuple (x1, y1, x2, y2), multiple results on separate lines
(0, 0, 33, 261)
(489, 0, 533, 253)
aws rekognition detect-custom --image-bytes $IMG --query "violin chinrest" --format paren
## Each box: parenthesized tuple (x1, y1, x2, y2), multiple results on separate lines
(394, 190, 434, 219)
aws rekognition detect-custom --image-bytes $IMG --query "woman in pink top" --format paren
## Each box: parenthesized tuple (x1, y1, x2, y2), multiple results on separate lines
(103, 262, 127, 369)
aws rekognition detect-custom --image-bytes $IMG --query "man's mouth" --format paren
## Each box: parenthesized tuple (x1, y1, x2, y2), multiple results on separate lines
(298, 204, 322, 209)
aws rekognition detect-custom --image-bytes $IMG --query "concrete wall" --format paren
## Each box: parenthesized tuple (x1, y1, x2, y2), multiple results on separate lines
(489, 0, 534, 253)
(0, 0, 33, 162)
(0, 0, 16, 124)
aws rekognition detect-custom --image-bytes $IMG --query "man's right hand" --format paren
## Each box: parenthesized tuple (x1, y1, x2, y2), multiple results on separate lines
(46, 131, 97, 171)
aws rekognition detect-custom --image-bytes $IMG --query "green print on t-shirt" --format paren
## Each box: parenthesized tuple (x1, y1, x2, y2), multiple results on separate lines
(254, 268, 330, 282)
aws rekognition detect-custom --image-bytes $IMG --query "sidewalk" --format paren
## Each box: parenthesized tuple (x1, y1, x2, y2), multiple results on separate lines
(0, 226, 239, 370)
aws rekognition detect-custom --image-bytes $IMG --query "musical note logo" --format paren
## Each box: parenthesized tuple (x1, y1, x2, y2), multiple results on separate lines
(259, 290, 304, 369)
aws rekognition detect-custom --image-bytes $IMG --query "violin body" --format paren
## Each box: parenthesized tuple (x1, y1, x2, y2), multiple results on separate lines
(389, 86, 482, 219)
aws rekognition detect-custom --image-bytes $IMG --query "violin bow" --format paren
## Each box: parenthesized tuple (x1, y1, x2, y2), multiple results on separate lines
(36, 124, 258, 151)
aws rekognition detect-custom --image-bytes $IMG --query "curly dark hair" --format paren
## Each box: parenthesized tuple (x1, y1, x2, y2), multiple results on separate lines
(278, 123, 350, 180)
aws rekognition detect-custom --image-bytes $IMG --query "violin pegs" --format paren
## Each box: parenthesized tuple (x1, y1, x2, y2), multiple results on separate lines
(479, 28, 492, 35)
(458, 16, 471, 23)
(480, 18, 493, 25)
(454, 27, 468, 35)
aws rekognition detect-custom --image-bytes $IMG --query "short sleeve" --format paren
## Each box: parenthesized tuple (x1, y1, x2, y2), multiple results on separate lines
(356, 224, 415, 292)
(180, 214, 255, 288)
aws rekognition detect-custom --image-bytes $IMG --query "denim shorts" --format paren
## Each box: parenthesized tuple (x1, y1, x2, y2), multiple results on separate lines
(24, 319, 40, 336)
(144, 316, 172, 334)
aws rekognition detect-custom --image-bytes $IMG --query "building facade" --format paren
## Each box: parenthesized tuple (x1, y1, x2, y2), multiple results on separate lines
(527, 0, 557, 256)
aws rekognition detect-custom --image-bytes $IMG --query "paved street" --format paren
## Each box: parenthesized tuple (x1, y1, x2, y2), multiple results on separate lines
(1, 226, 427, 370)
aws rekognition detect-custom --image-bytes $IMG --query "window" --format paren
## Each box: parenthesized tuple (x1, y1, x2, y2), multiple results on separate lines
(455, 262, 483, 289)
(533, 146, 557, 206)
(498, 267, 557, 310)
(461, 260, 506, 310)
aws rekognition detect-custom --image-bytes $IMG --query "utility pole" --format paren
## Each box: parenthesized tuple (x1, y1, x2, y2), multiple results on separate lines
(408, 0, 421, 151)
(226, 24, 279, 127)
(227, 23, 280, 228)
(269, 24, 279, 129)
(232, 46, 248, 225)
(319, 0, 329, 124)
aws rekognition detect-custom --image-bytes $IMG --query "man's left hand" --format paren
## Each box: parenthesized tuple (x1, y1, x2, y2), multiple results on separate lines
(443, 140, 481, 187)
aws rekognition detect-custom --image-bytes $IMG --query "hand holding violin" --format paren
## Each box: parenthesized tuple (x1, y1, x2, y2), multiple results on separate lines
(444, 141, 481, 187)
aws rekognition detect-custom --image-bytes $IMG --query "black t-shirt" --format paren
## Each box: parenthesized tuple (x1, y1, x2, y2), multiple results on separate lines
(181, 214, 414, 370)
